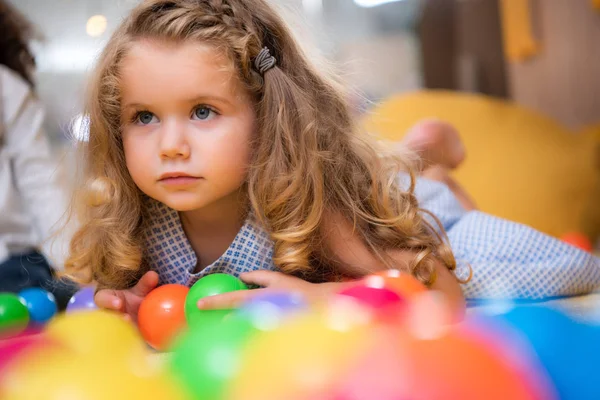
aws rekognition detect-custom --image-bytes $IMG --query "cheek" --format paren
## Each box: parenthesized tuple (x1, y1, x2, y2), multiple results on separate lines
(209, 137, 252, 178)
(232, 116, 255, 169)
(205, 119, 254, 176)
(122, 135, 149, 185)
(232, 139, 252, 169)
(232, 128, 253, 170)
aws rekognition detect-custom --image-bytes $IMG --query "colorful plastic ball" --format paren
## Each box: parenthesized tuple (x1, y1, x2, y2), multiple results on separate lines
(170, 316, 258, 400)
(237, 291, 308, 329)
(0, 334, 55, 377)
(460, 314, 558, 400)
(496, 306, 599, 400)
(560, 232, 593, 252)
(45, 310, 146, 358)
(330, 327, 411, 400)
(242, 291, 307, 312)
(397, 326, 545, 400)
(229, 313, 370, 400)
(187, 308, 234, 326)
(0, 293, 29, 339)
(337, 283, 404, 310)
(66, 286, 98, 313)
(138, 284, 189, 351)
(0, 346, 189, 400)
(184, 273, 248, 326)
(18, 287, 57, 324)
(373, 270, 427, 298)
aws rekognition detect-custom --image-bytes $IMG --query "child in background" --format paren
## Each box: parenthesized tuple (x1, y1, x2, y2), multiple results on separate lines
(0, 0, 77, 309)
(65, 0, 599, 321)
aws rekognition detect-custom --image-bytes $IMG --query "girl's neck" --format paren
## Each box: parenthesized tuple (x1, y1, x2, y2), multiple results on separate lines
(179, 189, 248, 273)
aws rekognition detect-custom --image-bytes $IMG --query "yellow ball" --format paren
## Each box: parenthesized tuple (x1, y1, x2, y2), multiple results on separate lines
(0, 347, 189, 400)
(229, 311, 370, 400)
(45, 310, 146, 357)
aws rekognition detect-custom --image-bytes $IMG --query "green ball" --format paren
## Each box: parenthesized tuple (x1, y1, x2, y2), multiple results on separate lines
(187, 309, 232, 328)
(184, 274, 248, 325)
(0, 293, 30, 339)
(170, 316, 257, 400)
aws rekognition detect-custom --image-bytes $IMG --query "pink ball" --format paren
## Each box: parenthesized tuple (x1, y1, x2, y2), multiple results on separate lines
(0, 334, 52, 376)
(337, 284, 404, 310)
(331, 329, 410, 400)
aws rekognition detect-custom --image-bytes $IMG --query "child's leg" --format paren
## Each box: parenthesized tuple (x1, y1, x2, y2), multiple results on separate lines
(401, 119, 465, 171)
(402, 119, 477, 211)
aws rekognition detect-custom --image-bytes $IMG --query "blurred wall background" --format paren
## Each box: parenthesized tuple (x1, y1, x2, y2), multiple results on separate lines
(9, 0, 424, 146)
(9, 0, 600, 143)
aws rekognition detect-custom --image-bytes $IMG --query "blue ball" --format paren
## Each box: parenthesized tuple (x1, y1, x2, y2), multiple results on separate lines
(18, 287, 58, 324)
(496, 305, 600, 400)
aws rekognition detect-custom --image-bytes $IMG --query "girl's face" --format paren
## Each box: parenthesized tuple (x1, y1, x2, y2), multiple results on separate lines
(120, 40, 255, 212)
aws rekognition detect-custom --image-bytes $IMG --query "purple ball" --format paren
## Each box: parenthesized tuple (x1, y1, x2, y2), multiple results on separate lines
(237, 291, 307, 329)
(242, 291, 307, 312)
(66, 287, 98, 313)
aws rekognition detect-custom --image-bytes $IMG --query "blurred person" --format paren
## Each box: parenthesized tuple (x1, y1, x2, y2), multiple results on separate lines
(0, 0, 77, 309)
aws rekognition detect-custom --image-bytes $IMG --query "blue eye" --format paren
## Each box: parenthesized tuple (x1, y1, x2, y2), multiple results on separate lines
(136, 111, 157, 125)
(192, 106, 216, 121)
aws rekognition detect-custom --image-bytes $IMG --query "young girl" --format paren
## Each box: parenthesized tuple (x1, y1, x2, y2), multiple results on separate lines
(66, 0, 599, 321)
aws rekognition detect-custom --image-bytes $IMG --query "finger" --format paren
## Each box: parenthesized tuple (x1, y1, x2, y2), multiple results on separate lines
(197, 289, 265, 310)
(94, 289, 125, 312)
(239, 270, 288, 288)
(130, 271, 160, 297)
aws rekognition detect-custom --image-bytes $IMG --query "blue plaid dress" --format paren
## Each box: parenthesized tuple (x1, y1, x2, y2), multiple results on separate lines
(143, 177, 600, 300)
(143, 198, 276, 289)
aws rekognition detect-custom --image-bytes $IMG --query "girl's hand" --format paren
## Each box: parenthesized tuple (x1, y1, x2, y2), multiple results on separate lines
(93, 271, 159, 322)
(196, 270, 346, 310)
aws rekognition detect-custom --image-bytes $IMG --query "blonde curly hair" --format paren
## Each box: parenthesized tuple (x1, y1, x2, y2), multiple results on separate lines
(65, 0, 460, 289)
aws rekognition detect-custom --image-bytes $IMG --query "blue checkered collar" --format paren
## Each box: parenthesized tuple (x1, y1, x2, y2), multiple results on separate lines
(142, 198, 276, 287)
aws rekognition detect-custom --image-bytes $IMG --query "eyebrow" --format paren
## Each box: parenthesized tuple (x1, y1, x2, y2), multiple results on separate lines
(122, 94, 235, 111)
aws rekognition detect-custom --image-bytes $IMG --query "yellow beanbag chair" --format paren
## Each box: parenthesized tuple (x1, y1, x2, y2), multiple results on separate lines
(363, 90, 600, 240)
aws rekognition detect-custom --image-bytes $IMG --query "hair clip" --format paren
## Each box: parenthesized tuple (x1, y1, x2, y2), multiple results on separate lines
(254, 46, 276, 75)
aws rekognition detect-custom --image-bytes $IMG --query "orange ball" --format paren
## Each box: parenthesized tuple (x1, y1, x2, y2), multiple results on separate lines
(372, 270, 427, 298)
(560, 232, 593, 252)
(397, 329, 550, 400)
(138, 284, 189, 351)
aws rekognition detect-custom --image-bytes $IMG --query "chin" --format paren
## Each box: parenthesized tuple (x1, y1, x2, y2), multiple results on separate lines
(162, 199, 206, 212)
(157, 193, 210, 212)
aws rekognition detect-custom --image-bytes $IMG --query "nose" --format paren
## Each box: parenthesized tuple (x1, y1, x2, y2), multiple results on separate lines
(159, 119, 190, 160)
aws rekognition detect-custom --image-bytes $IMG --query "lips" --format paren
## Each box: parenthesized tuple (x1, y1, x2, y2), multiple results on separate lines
(159, 172, 199, 180)
(158, 172, 202, 185)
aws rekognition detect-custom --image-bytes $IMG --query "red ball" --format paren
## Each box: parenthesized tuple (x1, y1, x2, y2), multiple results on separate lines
(138, 284, 189, 351)
(560, 232, 593, 252)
